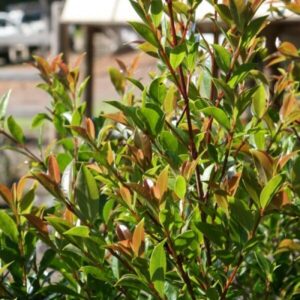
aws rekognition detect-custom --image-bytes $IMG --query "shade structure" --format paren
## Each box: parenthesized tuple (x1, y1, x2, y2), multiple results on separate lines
(61, 0, 140, 25)
(61, 0, 299, 26)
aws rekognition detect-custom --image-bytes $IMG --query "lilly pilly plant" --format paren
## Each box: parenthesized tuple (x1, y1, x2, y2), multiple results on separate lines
(1, 0, 300, 299)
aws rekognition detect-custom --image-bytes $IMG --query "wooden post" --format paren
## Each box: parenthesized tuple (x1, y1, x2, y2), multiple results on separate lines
(85, 26, 95, 117)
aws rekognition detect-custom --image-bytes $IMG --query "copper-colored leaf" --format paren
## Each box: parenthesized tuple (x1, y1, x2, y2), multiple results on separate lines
(33, 172, 64, 199)
(276, 151, 299, 170)
(131, 219, 145, 257)
(127, 183, 152, 200)
(107, 142, 114, 165)
(227, 172, 242, 196)
(280, 93, 297, 121)
(116, 224, 132, 241)
(277, 239, 300, 252)
(118, 240, 132, 255)
(250, 150, 274, 180)
(63, 207, 75, 224)
(116, 58, 128, 74)
(48, 155, 61, 184)
(271, 190, 290, 209)
(0, 183, 13, 205)
(119, 186, 132, 206)
(16, 176, 28, 201)
(278, 41, 299, 57)
(102, 112, 128, 126)
(86, 118, 96, 139)
(128, 54, 141, 76)
(214, 190, 228, 213)
(153, 166, 169, 201)
(286, 3, 300, 14)
(24, 214, 48, 235)
(70, 126, 91, 141)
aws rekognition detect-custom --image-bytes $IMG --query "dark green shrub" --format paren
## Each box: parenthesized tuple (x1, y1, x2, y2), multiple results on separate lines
(1, 0, 300, 299)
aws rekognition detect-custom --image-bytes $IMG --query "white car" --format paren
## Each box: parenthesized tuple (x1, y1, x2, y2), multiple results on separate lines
(0, 10, 49, 63)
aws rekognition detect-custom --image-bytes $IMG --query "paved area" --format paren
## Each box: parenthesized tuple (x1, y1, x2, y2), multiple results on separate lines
(0, 51, 156, 118)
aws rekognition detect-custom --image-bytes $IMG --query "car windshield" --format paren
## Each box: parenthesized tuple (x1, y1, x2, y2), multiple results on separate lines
(22, 13, 41, 23)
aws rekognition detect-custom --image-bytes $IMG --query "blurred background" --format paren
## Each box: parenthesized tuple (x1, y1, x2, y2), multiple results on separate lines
(0, 0, 299, 200)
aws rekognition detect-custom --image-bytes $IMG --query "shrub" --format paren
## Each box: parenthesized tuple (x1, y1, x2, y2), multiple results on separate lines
(1, 0, 300, 299)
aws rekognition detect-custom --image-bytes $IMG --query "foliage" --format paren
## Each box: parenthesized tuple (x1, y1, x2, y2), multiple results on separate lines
(1, 0, 300, 299)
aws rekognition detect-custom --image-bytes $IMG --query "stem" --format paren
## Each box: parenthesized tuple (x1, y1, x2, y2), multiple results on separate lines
(165, 0, 211, 266)
(205, 43, 241, 145)
(206, 6, 219, 144)
(0, 129, 45, 166)
(166, 230, 196, 300)
(267, 123, 283, 151)
(221, 212, 263, 298)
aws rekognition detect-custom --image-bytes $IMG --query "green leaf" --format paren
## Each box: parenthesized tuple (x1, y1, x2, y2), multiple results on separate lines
(64, 226, 90, 238)
(242, 16, 268, 46)
(7, 116, 25, 144)
(75, 165, 100, 221)
(0, 261, 13, 276)
(215, 4, 233, 26)
(116, 274, 149, 291)
(174, 176, 186, 199)
(260, 174, 285, 209)
(212, 44, 231, 72)
(0, 90, 11, 121)
(212, 78, 235, 101)
(173, 1, 190, 16)
(170, 43, 186, 69)
(151, 0, 163, 27)
(196, 222, 225, 247)
(160, 131, 178, 153)
(32, 113, 51, 128)
(149, 77, 167, 104)
(150, 240, 166, 297)
(174, 230, 195, 251)
(252, 84, 267, 118)
(80, 266, 111, 281)
(109, 67, 125, 95)
(129, 0, 148, 23)
(201, 107, 230, 130)
(0, 210, 18, 243)
(138, 104, 164, 136)
(129, 21, 159, 47)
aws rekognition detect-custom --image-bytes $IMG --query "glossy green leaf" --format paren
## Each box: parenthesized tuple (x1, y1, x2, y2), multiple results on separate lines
(149, 77, 167, 104)
(32, 113, 51, 128)
(7, 116, 25, 144)
(150, 240, 166, 297)
(170, 43, 186, 69)
(252, 84, 267, 118)
(75, 165, 100, 221)
(201, 107, 230, 130)
(0, 261, 13, 276)
(151, 0, 163, 27)
(215, 4, 233, 26)
(212, 44, 231, 72)
(80, 266, 111, 281)
(138, 104, 164, 136)
(160, 131, 178, 153)
(174, 230, 195, 251)
(260, 174, 285, 209)
(0, 90, 11, 121)
(129, 21, 159, 47)
(64, 226, 90, 238)
(0, 210, 18, 243)
(129, 0, 148, 23)
(174, 175, 186, 199)
(109, 67, 125, 95)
